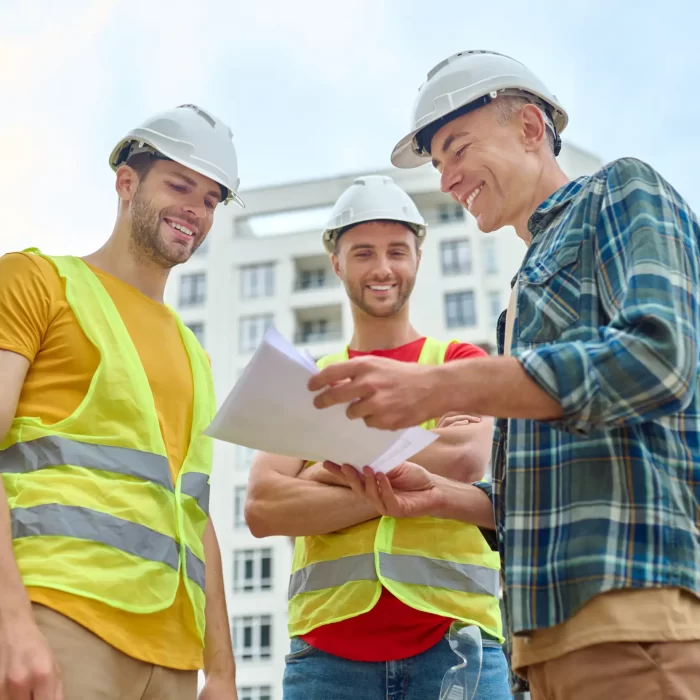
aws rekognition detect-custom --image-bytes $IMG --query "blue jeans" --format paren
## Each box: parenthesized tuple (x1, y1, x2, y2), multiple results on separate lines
(282, 634, 513, 700)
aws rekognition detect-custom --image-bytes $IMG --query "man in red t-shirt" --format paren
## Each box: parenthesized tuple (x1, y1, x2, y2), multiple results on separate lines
(246, 175, 511, 699)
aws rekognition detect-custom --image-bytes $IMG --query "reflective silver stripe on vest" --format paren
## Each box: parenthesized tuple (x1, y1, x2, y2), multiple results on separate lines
(185, 548, 206, 591)
(0, 436, 173, 491)
(288, 553, 377, 599)
(288, 552, 499, 599)
(181, 472, 210, 515)
(379, 553, 499, 597)
(11, 504, 205, 591)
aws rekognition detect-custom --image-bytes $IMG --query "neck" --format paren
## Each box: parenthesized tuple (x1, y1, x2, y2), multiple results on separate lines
(512, 157, 570, 246)
(348, 305, 421, 352)
(82, 222, 170, 302)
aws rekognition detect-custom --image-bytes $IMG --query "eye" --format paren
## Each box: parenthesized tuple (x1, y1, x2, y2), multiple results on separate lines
(455, 145, 467, 159)
(390, 250, 406, 258)
(205, 199, 215, 211)
(168, 183, 187, 193)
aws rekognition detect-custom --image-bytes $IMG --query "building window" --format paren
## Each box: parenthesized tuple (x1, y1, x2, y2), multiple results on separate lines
(482, 239, 498, 275)
(231, 615, 272, 662)
(487, 291, 502, 327)
(238, 687, 272, 700)
(239, 314, 274, 353)
(179, 273, 206, 307)
(438, 203, 465, 222)
(233, 548, 273, 593)
(295, 319, 341, 344)
(444, 291, 476, 329)
(440, 239, 471, 276)
(186, 322, 205, 347)
(296, 268, 328, 290)
(236, 444, 256, 471)
(234, 485, 247, 528)
(240, 263, 275, 299)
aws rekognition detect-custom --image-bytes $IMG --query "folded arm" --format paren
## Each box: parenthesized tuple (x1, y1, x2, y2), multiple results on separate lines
(245, 451, 378, 538)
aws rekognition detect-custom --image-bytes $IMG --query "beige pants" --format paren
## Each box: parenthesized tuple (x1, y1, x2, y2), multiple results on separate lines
(33, 603, 198, 700)
(527, 640, 700, 700)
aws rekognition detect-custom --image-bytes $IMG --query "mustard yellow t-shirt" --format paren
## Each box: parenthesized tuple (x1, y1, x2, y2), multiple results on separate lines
(0, 251, 203, 670)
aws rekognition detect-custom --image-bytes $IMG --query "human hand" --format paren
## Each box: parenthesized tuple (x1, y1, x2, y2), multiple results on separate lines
(0, 608, 63, 700)
(298, 462, 349, 487)
(436, 412, 482, 429)
(308, 356, 445, 430)
(322, 461, 442, 519)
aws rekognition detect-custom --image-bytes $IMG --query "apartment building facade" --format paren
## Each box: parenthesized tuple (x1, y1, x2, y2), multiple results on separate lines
(165, 144, 603, 699)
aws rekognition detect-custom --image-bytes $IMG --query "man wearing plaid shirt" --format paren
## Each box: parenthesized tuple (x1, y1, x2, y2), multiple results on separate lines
(309, 50, 700, 699)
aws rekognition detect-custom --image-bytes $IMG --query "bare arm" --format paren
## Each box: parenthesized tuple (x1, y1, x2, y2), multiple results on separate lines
(200, 519, 237, 697)
(0, 350, 32, 618)
(245, 451, 379, 538)
(410, 415, 494, 482)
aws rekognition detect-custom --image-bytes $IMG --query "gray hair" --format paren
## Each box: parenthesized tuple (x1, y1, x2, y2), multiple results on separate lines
(494, 93, 557, 154)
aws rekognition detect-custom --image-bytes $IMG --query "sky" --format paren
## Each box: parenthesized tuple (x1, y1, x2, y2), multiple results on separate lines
(1, 0, 698, 258)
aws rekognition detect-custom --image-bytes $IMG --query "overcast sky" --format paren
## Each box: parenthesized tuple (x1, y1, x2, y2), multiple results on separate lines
(2, 0, 697, 258)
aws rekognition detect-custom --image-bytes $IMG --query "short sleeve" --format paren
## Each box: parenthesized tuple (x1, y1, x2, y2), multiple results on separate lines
(444, 341, 489, 362)
(0, 252, 55, 362)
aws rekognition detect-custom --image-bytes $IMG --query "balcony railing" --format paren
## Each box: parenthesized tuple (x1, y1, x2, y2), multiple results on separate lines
(294, 323, 343, 345)
(293, 274, 339, 291)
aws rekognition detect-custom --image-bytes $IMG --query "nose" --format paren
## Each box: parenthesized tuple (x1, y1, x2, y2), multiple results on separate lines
(182, 196, 208, 219)
(373, 256, 393, 279)
(440, 164, 462, 194)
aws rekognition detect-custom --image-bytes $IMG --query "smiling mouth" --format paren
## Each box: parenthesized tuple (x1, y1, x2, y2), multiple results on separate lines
(164, 217, 197, 238)
(367, 284, 395, 293)
(463, 183, 485, 212)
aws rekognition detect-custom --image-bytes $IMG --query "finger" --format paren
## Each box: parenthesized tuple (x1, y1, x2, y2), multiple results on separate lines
(308, 361, 360, 391)
(339, 464, 367, 496)
(447, 419, 481, 428)
(322, 461, 343, 475)
(436, 411, 463, 427)
(439, 414, 482, 428)
(362, 467, 389, 515)
(30, 667, 56, 700)
(345, 398, 375, 421)
(375, 472, 405, 516)
(313, 381, 373, 410)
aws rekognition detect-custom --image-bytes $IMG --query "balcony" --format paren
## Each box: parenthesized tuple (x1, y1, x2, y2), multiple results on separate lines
(293, 322, 343, 345)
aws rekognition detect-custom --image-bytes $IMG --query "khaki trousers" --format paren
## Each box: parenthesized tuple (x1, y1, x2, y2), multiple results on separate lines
(32, 603, 198, 700)
(527, 640, 700, 700)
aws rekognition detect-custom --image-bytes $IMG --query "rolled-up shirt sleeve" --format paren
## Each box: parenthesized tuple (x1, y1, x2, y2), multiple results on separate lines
(515, 158, 700, 435)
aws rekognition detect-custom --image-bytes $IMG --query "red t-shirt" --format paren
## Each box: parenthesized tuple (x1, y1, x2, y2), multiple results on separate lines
(301, 337, 487, 662)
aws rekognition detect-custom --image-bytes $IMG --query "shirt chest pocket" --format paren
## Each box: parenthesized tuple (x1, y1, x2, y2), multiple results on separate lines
(517, 242, 581, 344)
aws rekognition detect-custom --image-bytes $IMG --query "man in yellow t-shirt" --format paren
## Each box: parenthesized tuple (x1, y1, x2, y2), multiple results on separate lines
(0, 105, 243, 700)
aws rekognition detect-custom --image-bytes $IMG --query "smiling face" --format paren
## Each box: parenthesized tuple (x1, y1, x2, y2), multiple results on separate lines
(122, 158, 222, 268)
(429, 99, 549, 233)
(331, 221, 420, 318)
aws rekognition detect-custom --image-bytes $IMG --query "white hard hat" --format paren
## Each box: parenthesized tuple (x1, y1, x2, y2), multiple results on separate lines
(109, 103, 245, 207)
(391, 50, 568, 169)
(322, 175, 427, 254)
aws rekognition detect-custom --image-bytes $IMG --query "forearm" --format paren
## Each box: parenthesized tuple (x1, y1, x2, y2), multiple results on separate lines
(428, 475, 496, 529)
(245, 475, 378, 537)
(411, 420, 493, 482)
(432, 357, 562, 421)
(202, 520, 236, 684)
(0, 478, 32, 620)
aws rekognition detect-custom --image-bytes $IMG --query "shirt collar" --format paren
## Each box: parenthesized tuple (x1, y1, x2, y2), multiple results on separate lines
(527, 176, 589, 236)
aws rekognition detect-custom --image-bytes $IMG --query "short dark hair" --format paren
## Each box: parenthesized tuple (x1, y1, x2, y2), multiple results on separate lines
(124, 152, 160, 185)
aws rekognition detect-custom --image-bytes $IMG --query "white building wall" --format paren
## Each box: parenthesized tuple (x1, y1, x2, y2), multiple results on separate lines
(166, 143, 603, 700)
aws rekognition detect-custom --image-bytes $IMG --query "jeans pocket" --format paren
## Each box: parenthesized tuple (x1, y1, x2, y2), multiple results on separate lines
(285, 637, 318, 662)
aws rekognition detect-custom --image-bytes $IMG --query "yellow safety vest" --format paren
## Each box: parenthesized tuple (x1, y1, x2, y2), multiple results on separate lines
(0, 250, 215, 644)
(288, 337, 504, 643)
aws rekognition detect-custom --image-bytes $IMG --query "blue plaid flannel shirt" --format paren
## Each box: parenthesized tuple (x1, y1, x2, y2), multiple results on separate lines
(475, 157, 700, 694)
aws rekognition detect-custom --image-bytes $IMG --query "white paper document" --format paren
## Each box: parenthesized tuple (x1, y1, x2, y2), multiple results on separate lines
(204, 327, 437, 472)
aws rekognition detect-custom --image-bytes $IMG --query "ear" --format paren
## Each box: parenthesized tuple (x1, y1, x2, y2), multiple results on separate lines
(330, 253, 342, 278)
(115, 164, 139, 202)
(416, 247, 423, 269)
(520, 103, 548, 153)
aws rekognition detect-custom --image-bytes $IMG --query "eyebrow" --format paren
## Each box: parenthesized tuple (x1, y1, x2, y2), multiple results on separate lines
(349, 241, 410, 252)
(169, 171, 221, 202)
(431, 131, 470, 169)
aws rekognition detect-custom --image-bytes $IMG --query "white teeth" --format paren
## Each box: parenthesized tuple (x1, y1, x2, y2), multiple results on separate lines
(465, 184, 484, 211)
(369, 285, 392, 291)
(169, 221, 194, 236)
